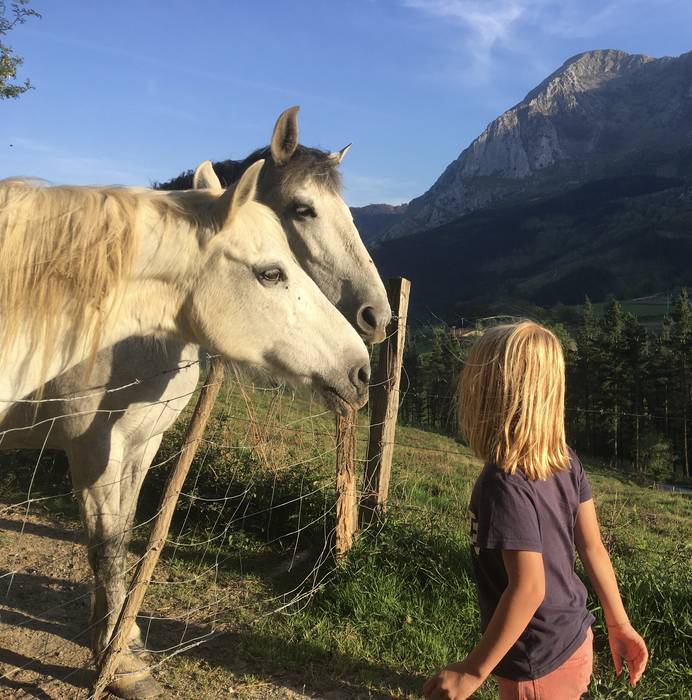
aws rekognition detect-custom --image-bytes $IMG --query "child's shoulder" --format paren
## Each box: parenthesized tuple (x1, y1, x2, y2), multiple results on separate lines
(475, 463, 535, 498)
(566, 447, 588, 478)
(470, 464, 539, 524)
(478, 450, 586, 491)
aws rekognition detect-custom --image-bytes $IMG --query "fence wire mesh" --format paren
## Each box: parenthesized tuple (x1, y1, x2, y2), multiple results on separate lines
(0, 354, 395, 698)
(0, 304, 442, 700)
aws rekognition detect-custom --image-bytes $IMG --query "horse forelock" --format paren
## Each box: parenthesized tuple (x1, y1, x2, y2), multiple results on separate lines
(230, 199, 288, 252)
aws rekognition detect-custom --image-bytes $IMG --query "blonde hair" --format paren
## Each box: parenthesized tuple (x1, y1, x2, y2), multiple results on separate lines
(457, 321, 569, 480)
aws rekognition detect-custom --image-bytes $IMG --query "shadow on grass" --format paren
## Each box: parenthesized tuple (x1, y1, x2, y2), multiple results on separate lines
(184, 627, 424, 699)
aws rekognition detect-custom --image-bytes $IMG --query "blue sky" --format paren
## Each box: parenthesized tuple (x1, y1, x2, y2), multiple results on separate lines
(2, 1, 691, 206)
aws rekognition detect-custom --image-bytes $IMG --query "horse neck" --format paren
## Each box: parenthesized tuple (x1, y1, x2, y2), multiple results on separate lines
(0, 192, 211, 406)
(106, 193, 211, 341)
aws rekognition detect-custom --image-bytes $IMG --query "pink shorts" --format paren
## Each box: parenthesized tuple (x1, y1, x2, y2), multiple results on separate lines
(496, 628, 593, 700)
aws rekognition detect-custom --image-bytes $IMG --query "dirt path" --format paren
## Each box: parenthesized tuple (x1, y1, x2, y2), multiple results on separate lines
(0, 504, 401, 700)
(0, 505, 101, 699)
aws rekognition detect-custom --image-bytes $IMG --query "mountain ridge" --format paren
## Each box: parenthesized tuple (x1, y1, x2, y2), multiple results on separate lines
(373, 48, 692, 243)
(371, 171, 692, 318)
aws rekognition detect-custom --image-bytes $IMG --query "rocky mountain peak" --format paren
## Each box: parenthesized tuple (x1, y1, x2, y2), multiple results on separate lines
(526, 49, 655, 103)
(376, 48, 692, 243)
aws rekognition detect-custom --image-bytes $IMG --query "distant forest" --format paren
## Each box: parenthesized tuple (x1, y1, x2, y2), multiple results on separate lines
(373, 173, 692, 317)
(400, 288, 692, 481)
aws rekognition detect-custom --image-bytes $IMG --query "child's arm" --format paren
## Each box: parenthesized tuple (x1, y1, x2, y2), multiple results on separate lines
(574, 498, 648, 686)
(423, 550, 545, 700)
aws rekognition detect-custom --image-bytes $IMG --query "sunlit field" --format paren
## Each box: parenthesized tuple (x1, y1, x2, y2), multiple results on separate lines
(3, 383, 689, 698)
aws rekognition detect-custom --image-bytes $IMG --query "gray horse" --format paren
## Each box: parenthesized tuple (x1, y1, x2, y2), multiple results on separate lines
(0, 108, 391, 698)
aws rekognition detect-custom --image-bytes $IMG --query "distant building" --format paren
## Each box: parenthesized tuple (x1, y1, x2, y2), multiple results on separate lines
(449, 326, 482, 340)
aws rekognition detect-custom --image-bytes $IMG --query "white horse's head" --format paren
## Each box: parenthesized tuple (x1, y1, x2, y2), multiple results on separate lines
(187, 161, 370, 414)
(192, 107, 392, 344)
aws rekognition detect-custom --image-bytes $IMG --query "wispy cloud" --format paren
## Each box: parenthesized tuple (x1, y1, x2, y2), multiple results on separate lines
(399, 0, 675, 82)
(539, 0, 692, 39)
(24, 28, 380, 118)
(528, 0, 635, 40)
(403, 0, 527, 78)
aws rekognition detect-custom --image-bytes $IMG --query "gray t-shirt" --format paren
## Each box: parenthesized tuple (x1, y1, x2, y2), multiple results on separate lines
(468, 449, 595, 680)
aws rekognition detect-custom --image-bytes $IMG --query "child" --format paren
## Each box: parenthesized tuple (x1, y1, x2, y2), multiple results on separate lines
(423, 322, 648, 700)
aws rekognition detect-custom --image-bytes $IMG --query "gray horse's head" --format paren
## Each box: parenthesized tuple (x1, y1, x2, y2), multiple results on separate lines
(176, 107, 392, 344)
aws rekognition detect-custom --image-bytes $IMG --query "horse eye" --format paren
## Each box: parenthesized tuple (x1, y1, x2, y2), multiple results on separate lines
(258, 267, 284, 285)
(294, 203, 316, 218)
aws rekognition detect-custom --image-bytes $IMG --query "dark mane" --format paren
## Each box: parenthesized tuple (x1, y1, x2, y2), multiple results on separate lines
(155, 145, 342, 194)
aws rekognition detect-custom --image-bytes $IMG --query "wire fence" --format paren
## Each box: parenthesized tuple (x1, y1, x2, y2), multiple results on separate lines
(3, 311, 686, 696)
(0, 282, 424, 697)
(0, 365, 346, 696)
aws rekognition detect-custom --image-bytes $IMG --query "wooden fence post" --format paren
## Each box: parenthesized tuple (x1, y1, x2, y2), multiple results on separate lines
(91, 358, 225, 699)
(334, 407, 358, 556)
(360, 277, 410, 527)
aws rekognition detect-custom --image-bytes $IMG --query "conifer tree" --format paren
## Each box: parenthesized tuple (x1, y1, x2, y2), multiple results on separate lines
(651, 315, 674, 437)
(600, 298, 626, 465)
(573, 298, 601, 452)
(402, 335, 423, 426)
(621, 312, 648, 469)
(440, 332, 466, 433)
(670, 288, 692, 477)
(425, 329, 449, 430)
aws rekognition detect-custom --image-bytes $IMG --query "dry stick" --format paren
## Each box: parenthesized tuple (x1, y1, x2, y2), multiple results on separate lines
(334, 407, 358, 556)
(233, 367, 272, 470)
(361, 277, 411, 527)
(91, 358, 225, 699)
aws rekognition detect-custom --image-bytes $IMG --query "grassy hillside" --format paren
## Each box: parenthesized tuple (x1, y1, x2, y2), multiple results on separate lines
(2, 386, 690, 698)
(372, 175, 692, 320)
(193, 424, 691, 700)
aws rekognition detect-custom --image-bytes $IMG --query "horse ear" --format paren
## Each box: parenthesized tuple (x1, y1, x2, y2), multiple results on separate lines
(329, 143, 352, 164)
(193, 161, 222, 191)
(215, 159, 265, 227)
(271, 106, 300, 166)
(232, 159, 264, 210)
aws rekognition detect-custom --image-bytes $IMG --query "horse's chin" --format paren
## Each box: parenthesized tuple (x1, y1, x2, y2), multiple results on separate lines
(234, 362, 367, 417)
(319, 386, 354, 417)
(318, 382, 370, 416)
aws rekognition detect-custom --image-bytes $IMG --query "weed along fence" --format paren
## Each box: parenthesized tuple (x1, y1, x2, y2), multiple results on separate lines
(88, 277, 410, 695)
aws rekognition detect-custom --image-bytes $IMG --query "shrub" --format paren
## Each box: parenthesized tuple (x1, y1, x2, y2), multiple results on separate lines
(640, 431, 675, 480)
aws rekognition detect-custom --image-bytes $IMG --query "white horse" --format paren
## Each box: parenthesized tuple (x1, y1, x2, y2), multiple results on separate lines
(0, 153, 372, 698)
(0, 109, 389, 698)
(0, 160, 370, 407)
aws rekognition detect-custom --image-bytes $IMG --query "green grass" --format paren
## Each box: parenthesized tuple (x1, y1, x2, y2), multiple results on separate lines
(144, 386, 691, 699)
(229, 426, 690, 699)
(2, 383, 691, 698)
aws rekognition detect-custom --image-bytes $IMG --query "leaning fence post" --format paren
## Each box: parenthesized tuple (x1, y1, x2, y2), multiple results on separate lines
(360, 277, 410, 527)
(91, 358, 225, 699)
(334, 407, 358, 556)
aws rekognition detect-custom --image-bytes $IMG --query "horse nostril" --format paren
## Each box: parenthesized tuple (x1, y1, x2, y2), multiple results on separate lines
(357, 305, 378, 332)
(350, 362, 371, 393)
